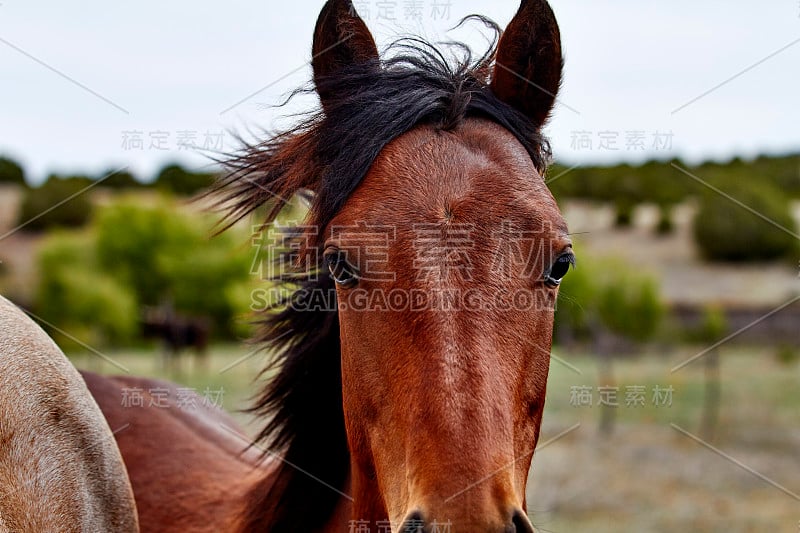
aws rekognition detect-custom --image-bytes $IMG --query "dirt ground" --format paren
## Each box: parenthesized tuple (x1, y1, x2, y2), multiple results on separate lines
(523, 342, 800, 533)
(562, 201, 800, 307)
(527, 421, 799, 533)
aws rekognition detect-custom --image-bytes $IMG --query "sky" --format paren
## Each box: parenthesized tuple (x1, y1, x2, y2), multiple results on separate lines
(1, 0, 799, 184)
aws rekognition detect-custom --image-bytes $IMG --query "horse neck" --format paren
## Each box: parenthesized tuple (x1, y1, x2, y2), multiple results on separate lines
(322, 476, 355, 532)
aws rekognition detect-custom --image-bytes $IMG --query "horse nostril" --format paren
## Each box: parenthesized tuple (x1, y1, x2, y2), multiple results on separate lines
(400, 510, 426, 532)
(511, 509, 535, 533)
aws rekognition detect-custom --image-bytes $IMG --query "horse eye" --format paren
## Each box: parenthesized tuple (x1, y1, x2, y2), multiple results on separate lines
(325, 251, 358, 287)
(545, 253, 575, 288)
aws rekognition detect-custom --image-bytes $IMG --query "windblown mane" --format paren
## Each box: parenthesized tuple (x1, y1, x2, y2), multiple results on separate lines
(215, 18, 552, 532)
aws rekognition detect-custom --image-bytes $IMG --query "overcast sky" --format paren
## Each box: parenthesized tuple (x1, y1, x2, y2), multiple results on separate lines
(1, 0, 799, 184)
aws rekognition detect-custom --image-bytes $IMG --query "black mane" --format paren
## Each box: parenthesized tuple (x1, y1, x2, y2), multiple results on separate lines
(220, 19, 552, 532)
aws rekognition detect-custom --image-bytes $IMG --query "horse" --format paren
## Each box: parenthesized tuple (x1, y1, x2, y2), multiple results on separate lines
(141, 305, 211, 371)
(0, 296, 139, 532)
(84, 0, 571, 530)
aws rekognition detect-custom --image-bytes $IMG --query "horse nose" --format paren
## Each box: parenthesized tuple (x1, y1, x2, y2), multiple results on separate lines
(399, 510, 425, 532)
(510, 509, 536, 533)
(398, 508, 535, 533)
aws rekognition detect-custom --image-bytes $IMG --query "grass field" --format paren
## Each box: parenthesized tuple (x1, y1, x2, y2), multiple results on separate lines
(68, 343, 800, 533)
(531, 347, 799, 533)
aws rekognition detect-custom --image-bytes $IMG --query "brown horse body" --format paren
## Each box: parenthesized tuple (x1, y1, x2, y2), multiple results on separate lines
(86, 0, 570, 530)
(79, 372, 271, 532)
(0, 296, 139, 532)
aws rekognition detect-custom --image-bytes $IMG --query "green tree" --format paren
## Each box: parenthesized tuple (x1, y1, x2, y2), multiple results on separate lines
(94, 199, 253, 337)
(158, 232, 253, 336)
(154, 163, 216, 196)
(95, 200, 196, 305)
(553, 255, 596, 343)
(644, 160, 688, 234)
(35, 231, 138, 349)
(17, 175, 94, 231)
(100, 169, 144, 190)
(596, 273, 663, 342)
(0, 157, 26, 186)
(555, 254, 664, 344)
(693, 180, 798, 262)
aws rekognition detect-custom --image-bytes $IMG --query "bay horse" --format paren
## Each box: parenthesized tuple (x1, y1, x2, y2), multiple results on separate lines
(0, 296, 139, 532)
(84, 0, 572, 530)
(141, 305, 211, 371)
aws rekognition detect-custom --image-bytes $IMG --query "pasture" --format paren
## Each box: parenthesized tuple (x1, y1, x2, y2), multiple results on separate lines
(2, 0, 798, 529)
(69, 344, 800, 532)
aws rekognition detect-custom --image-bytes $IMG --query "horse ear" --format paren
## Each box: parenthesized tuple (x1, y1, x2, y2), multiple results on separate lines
(312, 0, 379, 111)
(491, 0, 563, 129)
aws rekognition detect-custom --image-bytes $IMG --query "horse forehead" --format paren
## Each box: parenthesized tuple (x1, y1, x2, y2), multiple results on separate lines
(338, 119, 564, 235)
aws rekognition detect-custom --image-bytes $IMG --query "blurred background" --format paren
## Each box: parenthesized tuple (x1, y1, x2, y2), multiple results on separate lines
(0, 1, 798, 532)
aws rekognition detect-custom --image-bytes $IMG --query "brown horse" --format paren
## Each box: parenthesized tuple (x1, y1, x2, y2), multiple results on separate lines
(0, 296, 139, 532)
(141, 305, 211, 371)
(85, 0, 571, 530)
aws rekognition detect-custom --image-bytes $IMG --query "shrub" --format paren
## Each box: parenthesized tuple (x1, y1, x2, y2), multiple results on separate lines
(0, 157, 25, 186)
(35, 232, 137, 349)
(555, 254, 664, 344)
(33, 199, 256, 346)
(154, 163, 216, 196)
(94, 199, 253, 337)
(596, 270, 664, 342)
(547, 160, 693, 227)
(775, 344, 798, 366)
(554, 255, 596, 341)
(94, 200, 197, 306)
(655, 204, 675, 235)
(17, 175, 93, 231)
(752, 155, 800, 198)
(614, 200, 634, 227)
(100, 169, 144, 190)
(689, 305, 728, 344)
(157, 231, 253, 337)
(693, 180, 798, 262)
